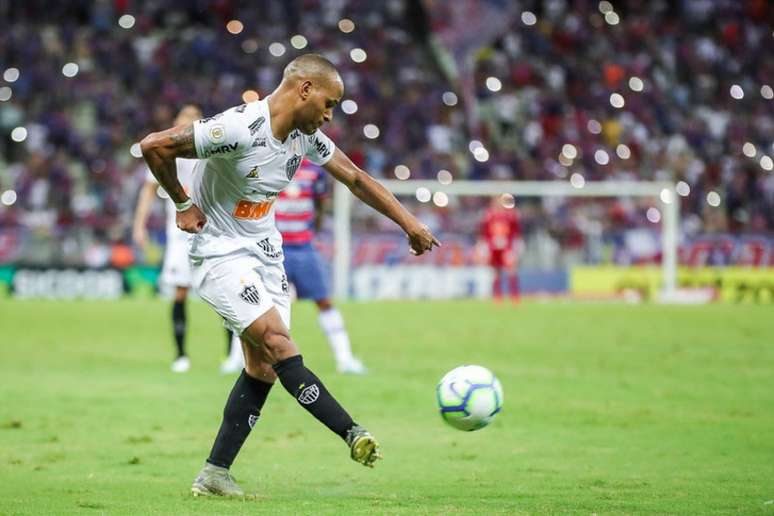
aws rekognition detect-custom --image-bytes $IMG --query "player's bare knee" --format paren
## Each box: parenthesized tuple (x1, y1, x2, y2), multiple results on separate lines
(262, 329, 297, 364)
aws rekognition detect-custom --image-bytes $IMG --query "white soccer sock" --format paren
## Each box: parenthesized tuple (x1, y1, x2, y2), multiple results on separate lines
(228, 332, 244, 365)
(318, 308, 354, 365)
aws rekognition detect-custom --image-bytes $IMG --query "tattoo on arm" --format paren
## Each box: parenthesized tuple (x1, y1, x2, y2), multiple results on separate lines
(140, 123, 197, 203)
(170, 125, 196, 158)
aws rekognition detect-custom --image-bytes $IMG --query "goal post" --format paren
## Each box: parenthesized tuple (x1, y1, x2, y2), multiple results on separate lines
(333, 180, 679, 299)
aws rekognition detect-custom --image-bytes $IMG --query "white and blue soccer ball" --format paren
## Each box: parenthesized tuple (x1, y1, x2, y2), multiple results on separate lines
(436, 365, 503, 431)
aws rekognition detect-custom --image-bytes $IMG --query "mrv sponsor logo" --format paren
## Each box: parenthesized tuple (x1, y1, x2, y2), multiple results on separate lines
(202, 142, 238, 157)
(309, 135, 331, 159)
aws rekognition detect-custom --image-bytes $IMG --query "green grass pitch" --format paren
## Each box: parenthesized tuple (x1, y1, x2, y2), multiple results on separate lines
(1, 299, 773, 515)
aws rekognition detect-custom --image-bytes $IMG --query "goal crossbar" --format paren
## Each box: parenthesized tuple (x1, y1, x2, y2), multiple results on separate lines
(333, 180, 679, 299)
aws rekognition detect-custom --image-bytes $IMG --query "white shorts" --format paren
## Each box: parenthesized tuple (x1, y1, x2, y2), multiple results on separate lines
(192, 251, 291, 335)
(160, 232, 192, 288)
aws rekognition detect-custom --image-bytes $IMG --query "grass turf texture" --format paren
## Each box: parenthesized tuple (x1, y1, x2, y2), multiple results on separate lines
(0, 299, 773, 515)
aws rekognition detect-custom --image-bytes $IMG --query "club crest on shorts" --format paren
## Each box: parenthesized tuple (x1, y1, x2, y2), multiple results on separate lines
(239, 284, 261, 305)
(297, 384, 320, 405)
(248, 414, 259, 429)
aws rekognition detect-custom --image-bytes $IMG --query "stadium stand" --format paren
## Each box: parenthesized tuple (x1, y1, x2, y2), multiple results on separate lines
(0, 1, 772, 268)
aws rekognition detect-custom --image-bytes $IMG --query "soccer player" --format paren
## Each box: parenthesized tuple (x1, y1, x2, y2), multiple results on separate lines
(479, 195, 522, 301)
(140, 54, 439, 496)
(275, 160, 366, 374)
(133, 105, 241, 373)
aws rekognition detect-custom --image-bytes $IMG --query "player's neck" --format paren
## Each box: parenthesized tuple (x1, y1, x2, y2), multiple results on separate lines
(266, 91, 296, 143)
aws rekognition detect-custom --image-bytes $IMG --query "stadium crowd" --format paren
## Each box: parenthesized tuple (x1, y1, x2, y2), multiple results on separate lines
(0, 0, 772, 267)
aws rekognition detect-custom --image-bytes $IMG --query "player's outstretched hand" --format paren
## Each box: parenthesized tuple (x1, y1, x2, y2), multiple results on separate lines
(176, 204, 207, 233)
(407, 223, 441, 256)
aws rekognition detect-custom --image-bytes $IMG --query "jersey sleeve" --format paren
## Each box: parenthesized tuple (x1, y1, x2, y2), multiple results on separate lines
(304, 129, 336, 166)
(193, 106, 252, 160)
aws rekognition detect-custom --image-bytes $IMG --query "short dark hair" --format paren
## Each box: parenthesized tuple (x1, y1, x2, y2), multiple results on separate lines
(283, 53, 340, 83)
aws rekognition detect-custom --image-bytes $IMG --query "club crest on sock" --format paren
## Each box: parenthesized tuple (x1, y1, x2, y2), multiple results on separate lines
(297, 384, 320, 405)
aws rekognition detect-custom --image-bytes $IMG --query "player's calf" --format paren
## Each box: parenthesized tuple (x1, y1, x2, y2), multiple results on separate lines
(273, 354, 355, 438)
(272, 355, 381, 466)
(207, 371, 273, 470)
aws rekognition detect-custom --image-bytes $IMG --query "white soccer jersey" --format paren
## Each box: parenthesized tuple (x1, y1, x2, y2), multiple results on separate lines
(189, 98, 335, 262)
(144, 158, 198, 238)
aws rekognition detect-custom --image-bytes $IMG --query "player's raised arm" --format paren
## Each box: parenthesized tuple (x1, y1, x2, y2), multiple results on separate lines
(140, 123, 206, 233)
(323, 148, 440, 256)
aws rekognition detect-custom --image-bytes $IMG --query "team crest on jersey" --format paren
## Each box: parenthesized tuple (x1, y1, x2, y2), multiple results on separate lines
(285, 154, 302, 180)
(239, 284, 261, 305)
(246, 166, 260, 179)
(249, 117, 265, 135)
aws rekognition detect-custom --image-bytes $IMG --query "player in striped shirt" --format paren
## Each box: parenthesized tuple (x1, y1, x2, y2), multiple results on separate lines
(275, 160, 365, 374)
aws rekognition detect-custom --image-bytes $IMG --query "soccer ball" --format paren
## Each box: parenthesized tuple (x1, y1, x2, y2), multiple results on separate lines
(436, 365, 503, 431)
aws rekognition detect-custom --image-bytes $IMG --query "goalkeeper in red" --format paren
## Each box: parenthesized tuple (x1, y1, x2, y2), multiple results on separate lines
(140, 54, 439, 497)
(480, 196, 522, 301)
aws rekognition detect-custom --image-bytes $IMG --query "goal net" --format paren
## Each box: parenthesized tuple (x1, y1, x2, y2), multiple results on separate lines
(330, 180, 679, 301)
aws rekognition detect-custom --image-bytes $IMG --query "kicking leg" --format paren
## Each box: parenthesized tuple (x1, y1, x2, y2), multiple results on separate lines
(191, 252, 378, 499)
(244, 307, 381, 466)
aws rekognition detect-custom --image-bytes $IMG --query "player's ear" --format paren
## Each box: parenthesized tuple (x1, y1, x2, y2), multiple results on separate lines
(299, 80, 313, 101)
